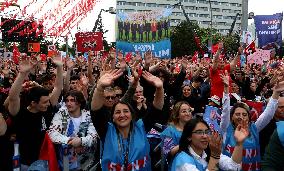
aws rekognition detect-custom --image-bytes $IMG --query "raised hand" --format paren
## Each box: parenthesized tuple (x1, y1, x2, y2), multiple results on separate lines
(144, 50, 152, 66)
(271, 66, 284, 93)
(142, 71, 163, 88)
(209, 131, 222, 157)
(80, 74, 89, 86)
(234, 120, 249, 144)
(220, 70, 229, 87)
(52, 52, 63, 66)
(19, 58, 37, 73)
(98, 69, 123, 88)
(66, 58, 75, 70)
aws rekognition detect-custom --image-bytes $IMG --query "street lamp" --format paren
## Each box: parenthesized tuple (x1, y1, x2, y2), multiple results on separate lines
(93, 7, 116, 32)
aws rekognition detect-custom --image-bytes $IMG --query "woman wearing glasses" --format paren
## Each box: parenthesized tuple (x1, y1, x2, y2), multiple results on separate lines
(171, 118, 249, 171)
(220, 70, 284, 171)
(160, 101, 194, 170)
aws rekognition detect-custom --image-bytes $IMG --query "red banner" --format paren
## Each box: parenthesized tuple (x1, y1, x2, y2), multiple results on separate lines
(28, 43, 40, 52)
(75, 32, 103, 52)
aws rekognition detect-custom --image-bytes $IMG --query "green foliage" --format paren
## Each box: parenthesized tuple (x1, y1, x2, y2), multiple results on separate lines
(223, 33, 240, 55)
(171, 20, 240, 58)
(170, 21, 200, 57)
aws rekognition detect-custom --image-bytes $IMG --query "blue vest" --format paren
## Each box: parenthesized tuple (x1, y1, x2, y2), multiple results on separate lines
(276, 121, 284, 147)
(160, 125, 182, 170)
(101, 119, 151, 171)
(222, 123, 261, 171)
(171, 151, 205, 171)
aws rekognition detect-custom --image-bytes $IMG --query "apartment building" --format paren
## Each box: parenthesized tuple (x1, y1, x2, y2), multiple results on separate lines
(116, 0, 243, 34)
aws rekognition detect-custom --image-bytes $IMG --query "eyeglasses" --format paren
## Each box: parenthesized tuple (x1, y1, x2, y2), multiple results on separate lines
(105, 96, 116, 100)
(192, 129, 212, 136)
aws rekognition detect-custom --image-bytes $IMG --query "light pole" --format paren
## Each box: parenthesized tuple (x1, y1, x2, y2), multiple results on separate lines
(93, 7, 116, 32)
(208, 0, 213, 58)
(241, 0, 248, 32)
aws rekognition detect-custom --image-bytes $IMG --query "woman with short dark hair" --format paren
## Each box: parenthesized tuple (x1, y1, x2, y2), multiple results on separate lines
(171, 118, 249, 171)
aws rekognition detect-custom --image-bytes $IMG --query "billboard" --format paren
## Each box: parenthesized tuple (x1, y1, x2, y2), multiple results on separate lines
(116, 8, 172, 58)
(254, 13, 283, 47)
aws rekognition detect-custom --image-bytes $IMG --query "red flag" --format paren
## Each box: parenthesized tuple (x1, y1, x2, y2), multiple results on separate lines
(192, 51, 198, 63)
(244, 41, 256, 55)
(125, 52, 132, 63)
(28, 43, 40, 52)
(12, 43, 20, 64)
(39, 133, 60, 171)
(244, 100, 263, 122)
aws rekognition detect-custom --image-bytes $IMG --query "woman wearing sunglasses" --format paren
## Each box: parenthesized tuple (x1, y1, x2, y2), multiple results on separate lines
(220, 70, 284, 171)
(91, 69, 164, 171)
(160, 101, 194, 170)
(171, 118, 249, 171)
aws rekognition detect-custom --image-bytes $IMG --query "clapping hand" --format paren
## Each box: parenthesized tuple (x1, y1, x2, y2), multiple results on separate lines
(234, 120, 249, 144)
(209, 131, 222, 158)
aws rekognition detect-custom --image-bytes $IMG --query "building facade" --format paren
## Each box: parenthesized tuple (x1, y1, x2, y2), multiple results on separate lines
(116, 0, 243, 35)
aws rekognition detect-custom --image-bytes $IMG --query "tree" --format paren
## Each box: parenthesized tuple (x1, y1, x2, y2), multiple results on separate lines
(171, 21, 201, 58)
(171, 20, 240, 58)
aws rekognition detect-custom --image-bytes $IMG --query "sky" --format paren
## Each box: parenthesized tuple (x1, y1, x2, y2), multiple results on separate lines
(3, 0, 284, 43)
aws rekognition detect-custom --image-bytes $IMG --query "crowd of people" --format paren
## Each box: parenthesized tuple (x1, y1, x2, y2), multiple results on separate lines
(0, 42, 284, 171)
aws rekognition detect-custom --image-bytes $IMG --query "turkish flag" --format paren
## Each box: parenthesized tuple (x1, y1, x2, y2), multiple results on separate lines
(244, 41, 256, 56)
(12, 43, 20, 64)
(244, 100, 263, 122)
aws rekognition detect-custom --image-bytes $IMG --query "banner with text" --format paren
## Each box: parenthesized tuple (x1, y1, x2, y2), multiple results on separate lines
(254, 13, 283, 48)
(116, 39, 171, 59)
(75, 32, 103, 53)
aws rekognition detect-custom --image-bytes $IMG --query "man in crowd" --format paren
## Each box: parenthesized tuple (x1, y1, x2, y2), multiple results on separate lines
(7, 56, 63, 170)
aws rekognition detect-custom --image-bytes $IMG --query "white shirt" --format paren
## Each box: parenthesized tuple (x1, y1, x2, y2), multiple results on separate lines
(176, 147, 241, 171)
(71, 115, 82, 135)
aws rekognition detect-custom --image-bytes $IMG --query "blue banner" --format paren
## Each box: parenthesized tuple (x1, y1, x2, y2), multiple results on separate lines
(254, 13, 283, 48)
(116, 39, 171, 59)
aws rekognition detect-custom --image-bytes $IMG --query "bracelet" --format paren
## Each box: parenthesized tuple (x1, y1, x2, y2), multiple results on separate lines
(210, 155, 220, 159)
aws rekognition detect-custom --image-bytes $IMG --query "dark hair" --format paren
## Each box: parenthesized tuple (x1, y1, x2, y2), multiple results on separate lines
(192, 75, 203, 83)
(230, 102, 251, 125)
(38, 73, 55, 85)
(111, 101, 137, 123)
(70, 75, 80, 81)
(170, 101, 191, 124)
(179, 118, 209, 153)
(27, 86, 50, 104)
(64, 90, 86, 109)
